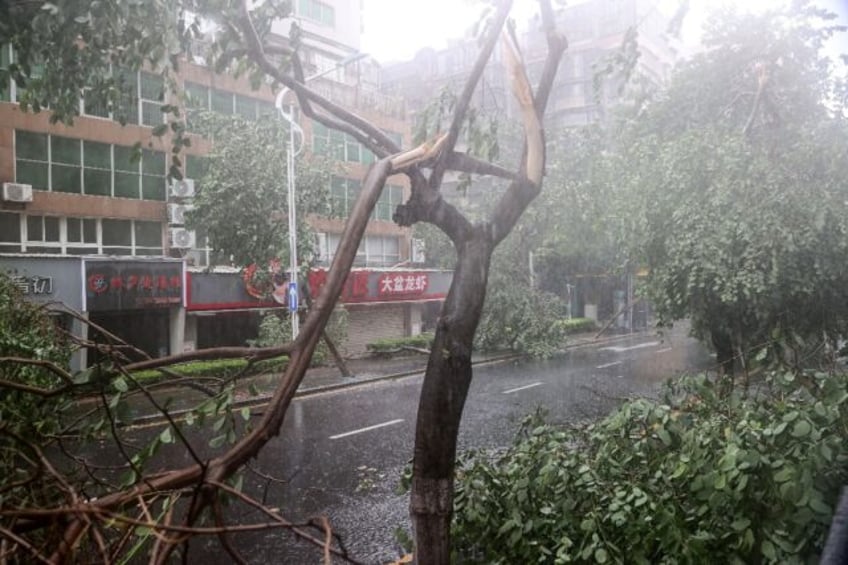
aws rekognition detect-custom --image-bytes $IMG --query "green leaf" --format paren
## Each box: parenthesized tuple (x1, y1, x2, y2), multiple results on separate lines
(761, 540, 777, 561)
(113, 377, 128, 393)
(810, 498, 830, 515)
(790, 419, 811, 438)
(594, 547, 609, 563)
(159, 427, 173, 444)
(240, 406, 251, 421)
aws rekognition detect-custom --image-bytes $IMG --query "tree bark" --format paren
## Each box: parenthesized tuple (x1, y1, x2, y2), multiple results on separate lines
(410, 232, 493, 564)
(711, 329, 735, 377)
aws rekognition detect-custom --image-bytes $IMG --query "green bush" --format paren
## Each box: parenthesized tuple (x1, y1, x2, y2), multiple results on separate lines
(475, 284, 569, 359)
(248, 308, 348, 365)
(367, 333, 434, 353)
(453, 372, 848, 564)
(556, 317, 597, 335)
(131, 356, 287, 382)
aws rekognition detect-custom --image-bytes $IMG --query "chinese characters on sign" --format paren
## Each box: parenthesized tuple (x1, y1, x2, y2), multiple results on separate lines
(85, 261, 184, 311)
(377, 273, 428, 297)
(308, 269, 434, 304)
(11, 275, 54, 296)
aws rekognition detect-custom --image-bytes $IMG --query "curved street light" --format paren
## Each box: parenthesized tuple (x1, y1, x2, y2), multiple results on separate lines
(275, 52, 368, 338)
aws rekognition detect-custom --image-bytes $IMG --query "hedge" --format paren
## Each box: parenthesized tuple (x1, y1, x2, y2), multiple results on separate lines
(366, 333, 434, 353)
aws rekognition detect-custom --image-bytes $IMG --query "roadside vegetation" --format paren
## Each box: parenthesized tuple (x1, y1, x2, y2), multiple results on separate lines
(453, 371, 848, 563)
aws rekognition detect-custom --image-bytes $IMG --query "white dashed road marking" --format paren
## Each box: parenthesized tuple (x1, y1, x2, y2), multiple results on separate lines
(330, 419, 404, 440)
(599, 341, 661, 353)
(655, 347, 673, 354)
(596, 361, 623, 369)
(503, 382, 544, 395)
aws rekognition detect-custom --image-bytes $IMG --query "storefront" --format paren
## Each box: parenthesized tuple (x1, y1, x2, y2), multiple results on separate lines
(1, 255, 186, 369)
(186, 267, 453, 356)
(186, 269, 281, 350)
(308, 268, 452, 355)
(1, 255, 86, 370)
(84, 259, 186, 363)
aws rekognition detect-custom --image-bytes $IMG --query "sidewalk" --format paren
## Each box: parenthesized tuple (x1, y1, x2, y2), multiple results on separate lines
(123, 329, 648, 425)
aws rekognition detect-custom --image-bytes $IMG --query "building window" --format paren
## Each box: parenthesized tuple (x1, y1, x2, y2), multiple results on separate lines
(373, 184, 404, 222)
(317, 233, 401, 268)
(139, 72, 165, 126)
(313, 122, 375, 164)
(0, 213, 162, 256)
(329, 176, 361, 217)
(66, 217, 98, 255)
(51, 135, 82, 193)
(15, 130, 49, 190)
(298, 0, 335, 26)
(14, 131, 166, 201)
(81, 69, 165, 127)
(134, 221, 163, 255)
(184, 81, 274, 127)
(0, 44, 11, 102)
(0, 212, 21, 253)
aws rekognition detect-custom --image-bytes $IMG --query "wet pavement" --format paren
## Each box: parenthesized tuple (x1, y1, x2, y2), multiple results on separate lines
(86, 326, 714, 563)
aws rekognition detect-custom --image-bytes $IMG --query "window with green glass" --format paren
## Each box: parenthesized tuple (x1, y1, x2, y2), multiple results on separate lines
(185, 154, 208, 180)
(50, 136, 81, 194)
(0, 212, 20, 253)
(113, 145, 140, 198)
(298, 0, 334, 26)
(134, 221, 163, 254)
(210, 88, 233, 114)
(141, 150, 166, 201)
(102, 219, 132, 254)
(329, 176, 361, 217)
(15, 130, 49, 190)
(140, 72, 165, 126)
(0, 45, 11, 102)
(83, 141, 111, 196)
(235, 94, 257, 119)
(113, 69, 139, 125)
(373, 184, 405, 221)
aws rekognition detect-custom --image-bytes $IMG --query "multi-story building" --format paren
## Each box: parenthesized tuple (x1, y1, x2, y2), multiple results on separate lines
(381, 0, 681, 328)
(1, 0, 450, 369)
(382, 0, 680, 125)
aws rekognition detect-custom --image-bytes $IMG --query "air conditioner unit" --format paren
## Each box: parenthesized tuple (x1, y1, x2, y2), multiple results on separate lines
(411, 238, 426, 264)
(2, 182, 33, 203)
(169, 227, 196, 249)
(170, 178, 196, 199)
(167, 203, 195, 225)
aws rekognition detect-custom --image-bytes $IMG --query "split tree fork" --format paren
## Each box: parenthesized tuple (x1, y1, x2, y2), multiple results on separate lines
(1, 1, 564, 562)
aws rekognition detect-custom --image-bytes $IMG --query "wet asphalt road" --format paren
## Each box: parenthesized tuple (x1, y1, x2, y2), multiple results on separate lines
(170, 328, 713, 564)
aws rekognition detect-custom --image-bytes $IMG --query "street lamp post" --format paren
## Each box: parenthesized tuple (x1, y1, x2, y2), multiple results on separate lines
(275, 52, 367, 338)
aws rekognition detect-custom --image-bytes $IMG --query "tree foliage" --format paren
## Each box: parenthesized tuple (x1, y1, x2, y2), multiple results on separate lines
(576, 1, 848, 372)
(0, 0, 566, 561)
(454, 371, 848, 564)
(0, 273, 71, 510)
(186, 111, 332, 269)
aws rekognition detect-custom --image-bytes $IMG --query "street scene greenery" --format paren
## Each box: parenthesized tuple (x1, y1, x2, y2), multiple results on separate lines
(453, 372, 848, 564)
(0, 0, 846, 561)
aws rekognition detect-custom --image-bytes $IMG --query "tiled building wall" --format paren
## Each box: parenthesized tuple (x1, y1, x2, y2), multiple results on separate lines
(344, 303, 406, 355)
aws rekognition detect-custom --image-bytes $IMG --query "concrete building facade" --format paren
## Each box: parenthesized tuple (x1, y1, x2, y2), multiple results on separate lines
(1, 1, 445, 364)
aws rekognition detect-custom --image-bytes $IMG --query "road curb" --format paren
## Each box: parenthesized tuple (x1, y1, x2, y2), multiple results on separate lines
(128, 330, 653, 427)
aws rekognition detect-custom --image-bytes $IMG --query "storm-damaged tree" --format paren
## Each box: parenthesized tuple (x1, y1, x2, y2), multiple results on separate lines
(608, 2, 848, 377)
(0, 0, 564, 562)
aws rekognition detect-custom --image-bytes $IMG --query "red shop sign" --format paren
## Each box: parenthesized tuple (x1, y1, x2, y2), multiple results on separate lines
(377, 272, 428, 297)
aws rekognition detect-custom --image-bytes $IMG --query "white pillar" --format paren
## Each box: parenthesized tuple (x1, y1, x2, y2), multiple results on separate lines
(169, 306, 185, 355)
(72, 311, 88, 370)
